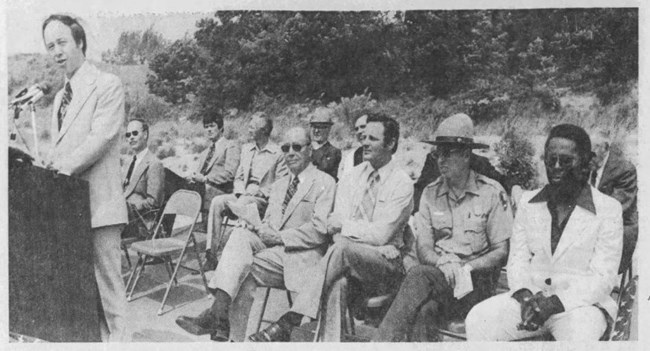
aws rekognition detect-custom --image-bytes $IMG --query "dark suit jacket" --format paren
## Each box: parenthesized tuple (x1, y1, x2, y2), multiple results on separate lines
(597, 146, 638, 272)
(123, 151, 165, 213)
(312, 141, 342, 181)
(413, 152, 508, 213)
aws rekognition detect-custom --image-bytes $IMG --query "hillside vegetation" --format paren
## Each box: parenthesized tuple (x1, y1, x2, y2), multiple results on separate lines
(8, 9, 638, 188)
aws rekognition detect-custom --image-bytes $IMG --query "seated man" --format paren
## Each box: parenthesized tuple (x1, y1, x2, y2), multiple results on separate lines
(372, 113, 512, 342)
(590, 129, 637, 273)
(466, 124, 623, 341)
(122, 119, 165, 238)
(308, 107, 342, 181)
(338, 114, 367, 179)
(188, 112, 241, 214)
(175, 127, 335, 341)
(413, 116, 509, 213)
(204, 112, 287, 270)
(249, 112, 414, 342)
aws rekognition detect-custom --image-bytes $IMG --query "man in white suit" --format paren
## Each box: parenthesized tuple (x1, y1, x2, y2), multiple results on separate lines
(43, 14, 129, 342)
(175, 127, 335, 341)
(465, 124, 623, 341)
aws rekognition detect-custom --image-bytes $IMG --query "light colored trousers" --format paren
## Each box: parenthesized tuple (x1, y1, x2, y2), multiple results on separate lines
(93, 224, 129, 342)
(465, 292, 607, 341)
(210, 229, 293, 341)
(206, 194, 266, 259)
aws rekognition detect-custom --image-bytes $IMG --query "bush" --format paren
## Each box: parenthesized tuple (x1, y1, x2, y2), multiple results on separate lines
(494, 129, 538, 190)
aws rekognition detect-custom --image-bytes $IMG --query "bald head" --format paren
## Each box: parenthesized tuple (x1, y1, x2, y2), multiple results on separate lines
(282, 127, 312, 175)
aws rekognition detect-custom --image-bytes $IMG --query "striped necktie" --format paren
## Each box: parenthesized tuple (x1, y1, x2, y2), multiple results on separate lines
(354, 170, 380, 221)
(282, 176, 300, 215)
(57, 82, 73, 130)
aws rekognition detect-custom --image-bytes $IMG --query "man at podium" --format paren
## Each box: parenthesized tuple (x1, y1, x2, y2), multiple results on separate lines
(43, 14, 129, 342)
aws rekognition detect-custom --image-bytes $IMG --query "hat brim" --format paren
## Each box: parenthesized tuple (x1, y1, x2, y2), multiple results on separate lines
(423, 140, 489, 149)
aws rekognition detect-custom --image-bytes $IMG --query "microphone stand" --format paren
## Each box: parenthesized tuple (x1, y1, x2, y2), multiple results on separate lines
(10, 102, 40, 165)
(28, 103, 41, 164)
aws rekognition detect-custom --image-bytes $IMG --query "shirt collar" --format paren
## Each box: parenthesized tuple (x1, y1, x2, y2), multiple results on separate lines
(529, 183, 596, 214)
(66, 60, 90, 92)
(436, 170, 480, 198)
(366, 158, 395, 184)
(291, 163, 314, 184)
(135, 148, 149, 161)
(249, 141, 276, 154)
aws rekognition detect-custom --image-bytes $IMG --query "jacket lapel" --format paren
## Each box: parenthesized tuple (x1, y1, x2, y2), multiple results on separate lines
(551, 207, 593, 263)
(597, 151, 619, 189)
(124, 153, 151, 196)
(204, 138, 224, 173)
(241, 146, 254, 185)
(280, 170, 315, 228)
(57, 64, 98, 144)
(530, 202, 554, 261)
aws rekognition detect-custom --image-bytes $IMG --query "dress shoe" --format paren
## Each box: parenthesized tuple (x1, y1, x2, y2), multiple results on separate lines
(175, 309, 217, 335)
(248, 322, 291, 342)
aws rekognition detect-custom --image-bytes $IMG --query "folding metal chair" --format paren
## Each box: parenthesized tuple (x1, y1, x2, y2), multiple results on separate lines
(254, 287, 294, 333)
(124, 190, 210, 315)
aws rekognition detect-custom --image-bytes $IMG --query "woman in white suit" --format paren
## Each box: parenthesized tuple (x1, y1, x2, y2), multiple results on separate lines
(44, 14, 129, 342)
(465, 124, 623, 341)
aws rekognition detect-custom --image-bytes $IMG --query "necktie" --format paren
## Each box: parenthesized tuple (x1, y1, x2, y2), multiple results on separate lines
(590, 169, 598, 187)
(282, 177, 300, 215)
(354, 170, 380, 221)
(58, 82, 73, 130)
(124, 155, 137, 188)
(200, 143, 216, 175)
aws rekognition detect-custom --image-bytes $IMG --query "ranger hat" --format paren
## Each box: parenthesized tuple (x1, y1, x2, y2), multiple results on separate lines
(425, 113, 488, 149)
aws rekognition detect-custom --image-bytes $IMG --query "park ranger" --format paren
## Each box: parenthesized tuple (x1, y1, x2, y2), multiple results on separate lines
(373, 113, 512, 341)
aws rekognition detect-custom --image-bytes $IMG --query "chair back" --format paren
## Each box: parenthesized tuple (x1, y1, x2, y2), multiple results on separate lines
(161, 190, 202, 218)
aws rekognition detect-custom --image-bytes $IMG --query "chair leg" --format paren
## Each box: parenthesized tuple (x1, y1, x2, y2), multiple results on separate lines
(190, 234, 210, 294)
(158, 244, 190, 315)
(125, 253, 141, 293)
(286, 290, 293, 307)
(122, 244, 132, 269)
(127, 254, 146, 302)
(255, 287, 272, 333)
(163, 256, 178, 286)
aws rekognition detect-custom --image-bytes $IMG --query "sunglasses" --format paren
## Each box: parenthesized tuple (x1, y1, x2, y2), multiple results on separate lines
(125, 131, 140, 138)
(544, 154, 577, 168)
(354, 125, 366, 132)
(281, 143, 309, 153)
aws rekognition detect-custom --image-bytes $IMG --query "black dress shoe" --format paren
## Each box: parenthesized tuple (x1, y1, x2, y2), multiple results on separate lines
(176, 310, 217, 335)
(248, 322, 291, 342)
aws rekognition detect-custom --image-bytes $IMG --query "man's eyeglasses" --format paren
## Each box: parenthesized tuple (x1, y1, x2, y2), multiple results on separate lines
(354, 125, 366, 132)
(125, 131, 139, 138)
(544, 154, 577, 168)
(281, 143, 309, 153)
(432, 147, 464, 159)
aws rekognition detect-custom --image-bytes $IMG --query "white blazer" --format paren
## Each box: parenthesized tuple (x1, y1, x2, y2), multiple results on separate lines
(48, 62, 128, 228)
(507, 186, 623, 318)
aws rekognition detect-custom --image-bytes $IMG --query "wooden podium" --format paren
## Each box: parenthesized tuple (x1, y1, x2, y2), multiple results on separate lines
(9, 161, 101, 342)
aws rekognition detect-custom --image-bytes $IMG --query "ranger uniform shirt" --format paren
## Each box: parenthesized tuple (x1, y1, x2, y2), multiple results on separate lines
(415, 170, 513, 263)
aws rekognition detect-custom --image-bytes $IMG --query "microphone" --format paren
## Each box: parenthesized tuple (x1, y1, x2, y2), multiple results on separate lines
(11, 83, 52, 106)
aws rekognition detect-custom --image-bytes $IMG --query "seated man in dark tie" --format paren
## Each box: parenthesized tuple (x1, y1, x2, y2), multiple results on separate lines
(249, 112, 414, 342)
(122, 119, 165, 238)
(590, 129, 637, 273)
(373, 113, 512, 342)
(308, 107, 342, 181)
(175, 127, 335, 341)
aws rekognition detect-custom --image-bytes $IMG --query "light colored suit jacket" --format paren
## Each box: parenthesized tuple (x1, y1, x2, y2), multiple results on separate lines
(233, 142, 288, 198)
(196, 137, 241, 208)
(123, 150, 165, 213)
(507, 187, 623, 318)
(262, 164, 336, 292)
(48, 61, 127, 228)
(332, 160, 414, 248)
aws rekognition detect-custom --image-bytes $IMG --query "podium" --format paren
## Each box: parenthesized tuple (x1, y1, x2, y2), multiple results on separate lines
(9, 161, 101, 342)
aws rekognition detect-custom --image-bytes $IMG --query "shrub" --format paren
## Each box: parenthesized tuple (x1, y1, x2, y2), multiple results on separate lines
(494, 129, 538, 190)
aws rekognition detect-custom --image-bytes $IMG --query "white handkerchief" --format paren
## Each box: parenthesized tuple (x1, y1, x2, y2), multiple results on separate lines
(453, 265, 474, 299)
